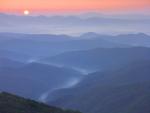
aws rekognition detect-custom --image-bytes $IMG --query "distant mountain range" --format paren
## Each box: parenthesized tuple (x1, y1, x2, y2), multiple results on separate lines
(0, 92, 81, 113)
(1, 32, 150, 61)
(0, 13, 150, 35)
(105, 33, 150, 47)
(0, 32, 125, 59)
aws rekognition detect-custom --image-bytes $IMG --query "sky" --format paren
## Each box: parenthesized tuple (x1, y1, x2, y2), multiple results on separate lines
(0, 0, 150, 14)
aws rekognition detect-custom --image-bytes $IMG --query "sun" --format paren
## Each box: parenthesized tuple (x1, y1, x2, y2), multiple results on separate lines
(24, 10, 30, 15)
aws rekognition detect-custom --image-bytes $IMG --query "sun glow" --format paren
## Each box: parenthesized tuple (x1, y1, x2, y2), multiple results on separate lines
(0, 0, 149, 14)
(24, 10, 30, 15)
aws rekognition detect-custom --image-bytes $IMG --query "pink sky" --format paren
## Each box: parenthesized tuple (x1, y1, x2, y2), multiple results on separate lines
(0, 0, 150, 14)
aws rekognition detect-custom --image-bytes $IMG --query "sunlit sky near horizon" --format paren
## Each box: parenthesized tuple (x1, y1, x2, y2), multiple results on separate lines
(0, 0, 150, 15)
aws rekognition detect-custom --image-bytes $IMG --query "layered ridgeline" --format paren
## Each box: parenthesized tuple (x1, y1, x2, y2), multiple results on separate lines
(1, 33, 150, 113)
(0, 33, 123, 59)
(0, 92, 81, 113)
(0, 13, 150, 35)
(48, 60, 150, 113)
(42, 47, 150, 73)
(1, 32, 150, 61)
(1, 47, 150, 102)
(0, 62, 82, 100)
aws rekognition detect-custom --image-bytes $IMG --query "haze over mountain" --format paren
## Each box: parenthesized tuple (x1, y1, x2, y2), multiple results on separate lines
(0, 32, 150, 113)
(0, 62, 83, 100)
(48, 60, 150, 113)
(0, 32, 126, 59)
(104, 33, 150, 47)
(79, 32, 150, 47)
(1, 0, 150, 112)
(1, 32, 150, 62)
(42, 47, 150, 73)
(0, 13, 150, 35)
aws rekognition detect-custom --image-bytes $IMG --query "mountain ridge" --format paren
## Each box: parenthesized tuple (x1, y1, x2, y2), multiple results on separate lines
(0, 92, 81, 113)
(48, 60, 150, 113)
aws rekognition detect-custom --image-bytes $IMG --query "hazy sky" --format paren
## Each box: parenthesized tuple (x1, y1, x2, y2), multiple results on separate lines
(0, 0, 150, 14)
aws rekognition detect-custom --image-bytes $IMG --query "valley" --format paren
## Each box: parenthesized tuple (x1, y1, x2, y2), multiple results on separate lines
(0, 32, 150, 113)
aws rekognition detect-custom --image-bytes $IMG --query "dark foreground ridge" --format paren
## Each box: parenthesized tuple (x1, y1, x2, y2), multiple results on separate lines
(0, 92, 81, 113)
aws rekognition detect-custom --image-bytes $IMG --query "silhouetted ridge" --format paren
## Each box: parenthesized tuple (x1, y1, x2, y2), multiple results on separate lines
(0, 92, 81, 113)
